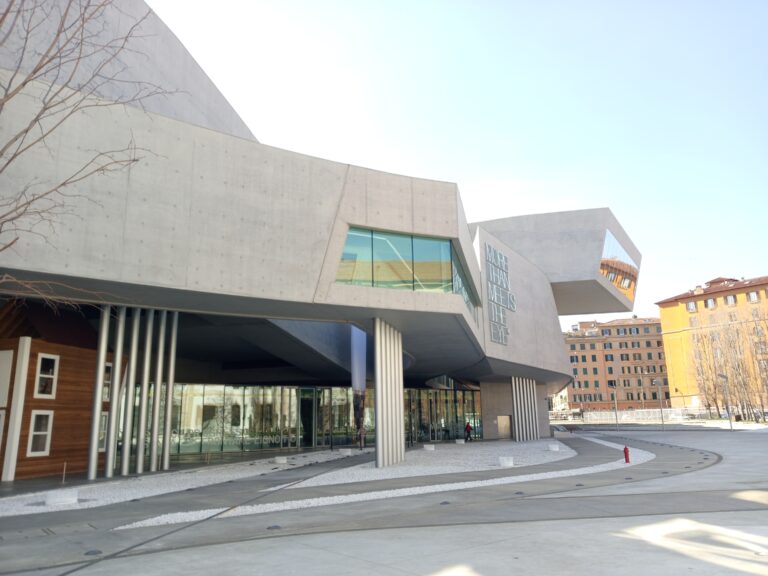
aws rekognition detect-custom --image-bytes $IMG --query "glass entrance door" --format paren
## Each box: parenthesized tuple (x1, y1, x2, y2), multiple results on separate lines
(299, 388, 316, 448)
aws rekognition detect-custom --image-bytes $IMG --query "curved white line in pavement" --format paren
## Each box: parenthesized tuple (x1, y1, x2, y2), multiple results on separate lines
(115, 437, 654, 530)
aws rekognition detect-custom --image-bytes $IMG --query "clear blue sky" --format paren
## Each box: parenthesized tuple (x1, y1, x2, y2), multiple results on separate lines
(148, 0, 767, 329)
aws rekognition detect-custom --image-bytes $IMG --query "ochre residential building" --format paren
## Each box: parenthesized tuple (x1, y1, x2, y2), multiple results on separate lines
(564, 318, 668, 413)
(657, 277, 768, 417)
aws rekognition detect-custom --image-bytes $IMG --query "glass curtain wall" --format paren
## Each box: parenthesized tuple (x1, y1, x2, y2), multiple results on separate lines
(405, 388, 482, 443)
(338, 228, 459, 295)
(166, 383, 481, 455)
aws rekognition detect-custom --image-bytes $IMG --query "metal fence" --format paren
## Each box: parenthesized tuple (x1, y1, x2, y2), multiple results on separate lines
(550, 408, 710, 424)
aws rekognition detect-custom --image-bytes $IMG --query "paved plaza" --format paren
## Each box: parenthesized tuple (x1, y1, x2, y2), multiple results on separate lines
(1, 424, 767, 575)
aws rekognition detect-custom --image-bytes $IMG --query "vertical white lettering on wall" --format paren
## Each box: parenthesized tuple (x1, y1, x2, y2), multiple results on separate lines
(511, 377, 539, 442)
(485, 242, 516, 345)
(374, 318, 405, 468)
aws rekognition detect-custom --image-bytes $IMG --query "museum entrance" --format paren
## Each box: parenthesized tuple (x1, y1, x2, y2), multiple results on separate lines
(124, 382, 481, 458)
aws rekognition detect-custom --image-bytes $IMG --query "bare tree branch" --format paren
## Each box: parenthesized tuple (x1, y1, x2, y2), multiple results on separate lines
(0, 0, 170, 302)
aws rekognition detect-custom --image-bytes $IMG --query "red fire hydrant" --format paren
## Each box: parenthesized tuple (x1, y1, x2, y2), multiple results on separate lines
(624, 446, 630, 464)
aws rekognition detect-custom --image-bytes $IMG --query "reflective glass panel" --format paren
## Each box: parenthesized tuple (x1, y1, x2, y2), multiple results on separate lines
(201, 385, 224, 452)
(600, 230, 638, 302)
(373, 231, 413, 289)
(451, 247, 477, 318)
(243, 387, 262, 450)
(337, 228, 373, 285)
(178, 384, 204, 453)
(222, 386, 244, 451)
(413, 236, 452, 292)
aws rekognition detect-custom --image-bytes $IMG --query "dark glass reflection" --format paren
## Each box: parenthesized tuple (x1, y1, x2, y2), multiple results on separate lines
(167, 383, 481, 455)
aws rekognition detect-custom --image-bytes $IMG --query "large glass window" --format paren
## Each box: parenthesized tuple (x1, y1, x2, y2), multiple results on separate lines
(337, 228, 373, 285)
(373, 231, 413, 289)
(413, 237, 452, 292)
(336, 227, 476, 315)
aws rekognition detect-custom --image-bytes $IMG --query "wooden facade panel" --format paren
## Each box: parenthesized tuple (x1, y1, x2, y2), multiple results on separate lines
(14, 340, 105, 480)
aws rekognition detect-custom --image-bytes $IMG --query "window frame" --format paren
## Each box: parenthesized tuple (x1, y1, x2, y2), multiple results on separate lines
(33, 353, 60, 399)
(27, 409, 54, 457)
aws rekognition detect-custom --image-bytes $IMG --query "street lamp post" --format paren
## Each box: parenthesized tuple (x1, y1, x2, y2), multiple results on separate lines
(609, 382, 619, 431)
(717, 373, 734, 432)
(653, 378, 665, 431)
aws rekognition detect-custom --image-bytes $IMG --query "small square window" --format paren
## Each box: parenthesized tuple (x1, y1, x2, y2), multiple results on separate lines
(705, 298, 716, 309)
(725, 294, 737, 306)
(686, 301, 697, 313)
(27, 410, 54, 456)
(34, 354, 59, 399)
(747, 291, 759, 303)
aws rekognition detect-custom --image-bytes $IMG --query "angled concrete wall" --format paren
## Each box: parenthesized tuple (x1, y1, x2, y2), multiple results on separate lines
(475, 209, 641, 314)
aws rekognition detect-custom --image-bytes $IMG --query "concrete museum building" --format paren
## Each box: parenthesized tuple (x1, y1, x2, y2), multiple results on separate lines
(0, 1, 641, 481)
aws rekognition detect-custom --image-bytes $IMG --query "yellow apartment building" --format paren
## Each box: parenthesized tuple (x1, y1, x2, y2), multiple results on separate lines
(657, 277, 768, 418)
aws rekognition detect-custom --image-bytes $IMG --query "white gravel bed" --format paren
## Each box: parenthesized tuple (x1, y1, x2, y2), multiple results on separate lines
(0, 450, 368, 518)
(290, 439, 577, 488)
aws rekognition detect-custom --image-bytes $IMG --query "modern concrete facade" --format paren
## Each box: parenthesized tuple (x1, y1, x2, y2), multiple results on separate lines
(0, 1, 641, 480)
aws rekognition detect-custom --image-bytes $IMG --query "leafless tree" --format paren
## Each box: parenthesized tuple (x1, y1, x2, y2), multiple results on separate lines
(0, 0, 166, 299)
(690, 308, 768, 422)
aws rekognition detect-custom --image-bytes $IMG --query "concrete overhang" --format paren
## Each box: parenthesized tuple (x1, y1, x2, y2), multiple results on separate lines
(473, 208, 641, 316)
(452, 357, 570, 394)
(0, 268, 486, 381)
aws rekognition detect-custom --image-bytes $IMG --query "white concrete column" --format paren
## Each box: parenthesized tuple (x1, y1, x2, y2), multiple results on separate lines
(2, 337, 31, 482)
(162, 311, 179, 471)
(511, 377, 539, 442)
(120, 308, 141, 476)
(149, 310, 167, 472)
(105, 307, 126, 478)
(136, 309, 154, 474)
(88, 305, 111, 480)
(374, 318, 405, 468)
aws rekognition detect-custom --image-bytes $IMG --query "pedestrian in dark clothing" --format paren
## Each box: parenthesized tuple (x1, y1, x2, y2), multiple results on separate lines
(464, 421, 473, 441)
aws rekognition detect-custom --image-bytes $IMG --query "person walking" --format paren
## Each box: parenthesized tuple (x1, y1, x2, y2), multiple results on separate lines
(464, 421, 473, 441)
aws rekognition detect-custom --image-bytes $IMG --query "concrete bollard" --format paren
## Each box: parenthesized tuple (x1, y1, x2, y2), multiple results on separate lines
(548, 443, 559, 452)
(45, 488, 79, 506)
(423, 444, 436, 451)
(339, 448, 352, 456)
(499, 456, 514, 468)
(455, 439, 465, 444)
(274, 456, 288, 464)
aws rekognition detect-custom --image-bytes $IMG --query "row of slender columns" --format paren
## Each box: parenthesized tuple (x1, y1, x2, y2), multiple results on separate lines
(88, 306, 179, 480)
(374, 318, 405, 468)
(511, 376, 539, 442)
